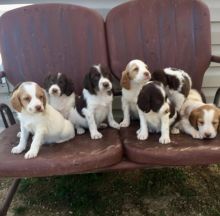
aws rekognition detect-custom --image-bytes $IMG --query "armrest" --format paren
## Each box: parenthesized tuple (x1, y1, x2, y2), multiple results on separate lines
(0, 103, 16, 128)
(214, 87, 220, 107)
(211, 55, 220, 63)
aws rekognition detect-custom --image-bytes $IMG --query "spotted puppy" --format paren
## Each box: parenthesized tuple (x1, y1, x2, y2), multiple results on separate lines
(69, 64, 120, 139)
(11, 82, 75, 159)
(137, 81, 178, 144)
(44, 73, 75, 119)
(151, 67, 192, 112)
(178, 89, 220, 139)
(120, 59, 151, 127)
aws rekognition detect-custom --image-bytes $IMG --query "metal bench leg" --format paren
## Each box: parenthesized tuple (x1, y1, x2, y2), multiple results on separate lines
(0, 178, 21, 216)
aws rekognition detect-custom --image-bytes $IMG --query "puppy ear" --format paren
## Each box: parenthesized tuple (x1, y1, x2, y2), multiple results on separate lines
(137, 88, 151, 113)
(218, 109, 220, 133)
(42, 89, 47, 108)
(151, 70, 168, 86)
(43, 74, 52, 90)
(10, 84, 22, 112)
(120, 70, 130, 90)
(84, 71, 95, 94)
(64, 79, 75, 96)
(189, 109, 200, 130)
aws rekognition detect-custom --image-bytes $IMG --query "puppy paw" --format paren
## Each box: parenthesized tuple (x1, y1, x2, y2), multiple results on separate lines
(11, 145, 25, 154)
(137, 131, 148, 140)
(91, 131, 103, 139)
(76, 128, 85, 135)
(192, 131, 203, 139)
(136, 128, 140, 134)
(110, 121, 120, 130)
(171, 128, 180, 135)
(24, 149, 38, 159)
(159, 136, 171, 144)
(120, 120, 130, 128)
(99, 123, 108, 129)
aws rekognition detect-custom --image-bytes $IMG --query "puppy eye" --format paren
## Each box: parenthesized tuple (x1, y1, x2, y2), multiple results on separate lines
(39, 95, 44, 100)
(198, 120, 204, 125)
(212, 121, 218, 125)
(133, 67, 138, 72)
(23, 96, 31, 102)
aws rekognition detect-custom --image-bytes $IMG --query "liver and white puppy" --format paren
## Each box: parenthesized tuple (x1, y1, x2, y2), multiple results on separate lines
(137, 81, 178, 144)
(120, 59, 151, 127)
(70, 64, 120, 139)
(11, 82, 75, 159)
(151, 67, 192, 111)
(178, 89, 220, 139)
(44, 73, 75, 119)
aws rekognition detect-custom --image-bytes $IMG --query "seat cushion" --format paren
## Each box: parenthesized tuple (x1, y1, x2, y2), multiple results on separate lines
(0, 124, 122, 177)
(121, 122, 220, 166)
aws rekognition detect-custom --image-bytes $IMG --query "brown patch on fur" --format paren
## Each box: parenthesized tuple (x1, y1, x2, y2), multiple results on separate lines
(36, 85, 47, 108)
(11, 86, 22, 112)
(189, 108, 201, 130)
(120, 70, 131, 90)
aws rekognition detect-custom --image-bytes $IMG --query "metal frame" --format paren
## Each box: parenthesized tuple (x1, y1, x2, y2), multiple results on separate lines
(0, 103, 21, 216)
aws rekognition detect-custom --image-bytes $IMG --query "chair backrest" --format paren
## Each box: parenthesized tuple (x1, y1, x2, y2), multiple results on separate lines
(106, 0, 211, 90)
(0, 4, 108, 94)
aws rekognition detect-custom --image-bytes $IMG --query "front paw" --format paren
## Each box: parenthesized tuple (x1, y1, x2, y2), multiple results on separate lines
(120, 120, 130, 128)
(159, 136, 171, 144)
(11, 145, 25, 154)
(76, 127, 85, 135)
(91, 131, 103, 139)
(137, 130, 148, 140)
(192, 131, 203, 139)
(110, 121, 120, 130)
(24, 149, 38, 159)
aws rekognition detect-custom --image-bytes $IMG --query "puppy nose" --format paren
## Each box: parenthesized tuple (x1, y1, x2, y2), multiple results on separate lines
(144, 72, 150, 78)
(204, 133, 211, 138)
(52, 89, 58, 94)
(103, 82, 109, 88)
(35, 105, 42, 112)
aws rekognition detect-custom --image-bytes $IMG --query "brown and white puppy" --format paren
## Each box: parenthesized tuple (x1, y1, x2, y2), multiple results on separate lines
(178, 89, 220, 139)
(44, 73, 75, 119)
(11, 82, 75, 159)
(120, 59, 151, 127)
(69, 64, 120, 139)
(137, 81, 178, 144)
(151, 67, 192, 112)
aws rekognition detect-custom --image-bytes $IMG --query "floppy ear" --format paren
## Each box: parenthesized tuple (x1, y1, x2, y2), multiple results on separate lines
(151, 70, 168, 86)
(64, 79, 75, 96)
(83, 72, 95, 95)
(120, 70, 130, 90)
(42, 89, 47, 108)
(10, 84, 22, 112)
(189, 109, 200, 130)
(43, 74, 52, 90)
(137, 88, 151, 113)
(218, 109, 220, 133)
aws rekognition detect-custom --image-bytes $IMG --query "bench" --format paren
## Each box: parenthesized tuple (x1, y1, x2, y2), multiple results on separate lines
(0, 1, 220, 215)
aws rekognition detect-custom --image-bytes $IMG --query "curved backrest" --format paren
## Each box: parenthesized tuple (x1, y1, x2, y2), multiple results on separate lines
(106, 0, 211, 90)
(0, 4, 108, 94)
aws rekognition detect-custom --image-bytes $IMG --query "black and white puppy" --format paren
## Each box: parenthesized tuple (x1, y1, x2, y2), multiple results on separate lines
(137, 81, 178, 144)
(151, 67, 192, 112)
(44, 73, 75, 119)
(69, 64, 120, 139)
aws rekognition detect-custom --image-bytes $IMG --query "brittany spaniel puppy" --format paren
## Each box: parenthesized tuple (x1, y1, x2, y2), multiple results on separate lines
(69, 64, 120, 139)
(151, 67, 192, 111)
(137, 81, 178, 144)
(178, 89, 220, 139)
(120, 59, 151, 127)
(11, 82, 75, 159)
(44, 73, 75, 119)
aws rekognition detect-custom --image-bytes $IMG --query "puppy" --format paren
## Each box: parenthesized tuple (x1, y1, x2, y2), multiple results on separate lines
(44, 73, 75, 119)
(178, 89, 220, 139)
(151, 67, 192, 111)
(69, 64, 120, 139)
(120, 59, 151, 127)
(11, 82, 75, 159)
(137, 81, 178, 144)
